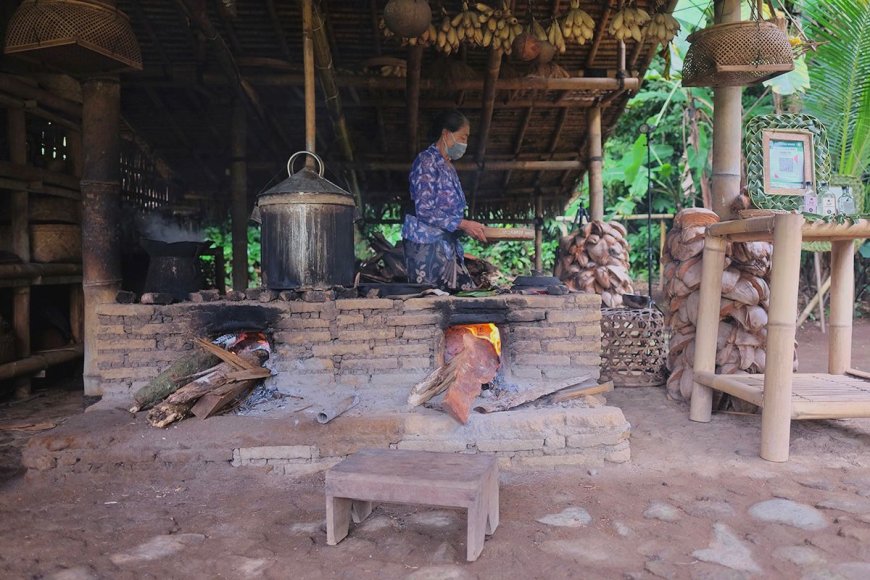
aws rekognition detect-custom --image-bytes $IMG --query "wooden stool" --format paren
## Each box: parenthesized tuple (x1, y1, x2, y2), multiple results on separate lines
(325, 448, 499, 562)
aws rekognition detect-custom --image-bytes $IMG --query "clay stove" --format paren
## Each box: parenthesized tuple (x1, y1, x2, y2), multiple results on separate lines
(90, 292, 631, 473)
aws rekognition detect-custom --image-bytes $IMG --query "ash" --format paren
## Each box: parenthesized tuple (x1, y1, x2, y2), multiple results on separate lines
(479, 371, 521, 400)
(233, 383, 290, 416)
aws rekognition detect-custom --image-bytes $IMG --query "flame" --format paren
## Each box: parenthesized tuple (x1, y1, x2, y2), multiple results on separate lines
(458, 323, 501, 356)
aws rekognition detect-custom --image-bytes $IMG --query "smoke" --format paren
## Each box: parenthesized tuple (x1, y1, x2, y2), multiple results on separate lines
(139, 214, 205, 243)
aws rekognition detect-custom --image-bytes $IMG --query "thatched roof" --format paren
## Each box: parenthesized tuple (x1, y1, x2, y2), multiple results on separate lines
(7, 0, 676, 221)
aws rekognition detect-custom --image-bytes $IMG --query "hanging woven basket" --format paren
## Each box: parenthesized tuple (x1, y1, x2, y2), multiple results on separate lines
(682, 20, 793, 87)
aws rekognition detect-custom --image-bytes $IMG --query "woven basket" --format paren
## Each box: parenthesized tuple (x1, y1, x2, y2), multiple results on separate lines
(29, 196, 81, 224)
(601, 307, 668, 388)
(682, 20, 794, 87)
(31, 224, 81, 263)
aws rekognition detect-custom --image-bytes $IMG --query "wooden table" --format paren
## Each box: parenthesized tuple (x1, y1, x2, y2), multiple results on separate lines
(689, 214, 870, 462)
(325, 448, 499, 562)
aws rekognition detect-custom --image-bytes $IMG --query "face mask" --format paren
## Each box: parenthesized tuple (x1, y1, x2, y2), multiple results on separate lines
(446, 132, 467, 160)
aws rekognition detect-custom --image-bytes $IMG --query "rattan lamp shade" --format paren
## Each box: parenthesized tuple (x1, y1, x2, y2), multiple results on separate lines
(4, 0, 142, 74)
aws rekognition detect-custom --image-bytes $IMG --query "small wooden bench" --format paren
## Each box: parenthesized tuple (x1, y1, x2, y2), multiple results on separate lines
(325, 448, 499, 562)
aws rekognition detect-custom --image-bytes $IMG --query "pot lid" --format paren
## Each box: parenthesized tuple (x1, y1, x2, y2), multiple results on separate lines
(259, 151, 354, 200)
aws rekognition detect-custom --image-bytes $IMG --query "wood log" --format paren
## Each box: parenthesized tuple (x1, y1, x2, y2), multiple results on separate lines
(191, 379, 258, 419)
(548, 380, 614, 403)
(147, 401, 192, 428)
(130, 350, 220, 412)
(166, 350, 267, 405)
(407, 354, 462, 407)
(482, 226, 534, 241)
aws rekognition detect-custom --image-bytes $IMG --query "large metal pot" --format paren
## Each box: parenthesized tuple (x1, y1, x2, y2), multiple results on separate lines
(257, 152, 355, 290)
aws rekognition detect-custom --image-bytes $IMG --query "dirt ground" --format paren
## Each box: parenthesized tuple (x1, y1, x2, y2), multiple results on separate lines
(0, 321, 869, 580)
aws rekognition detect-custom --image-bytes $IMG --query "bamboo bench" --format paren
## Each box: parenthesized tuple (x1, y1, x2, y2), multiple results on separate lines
(325, 448, 499, 562)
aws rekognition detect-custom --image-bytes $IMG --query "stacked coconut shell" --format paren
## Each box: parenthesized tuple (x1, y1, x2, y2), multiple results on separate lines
(663, 208, 792, 401)
(555, 220, 634, 307)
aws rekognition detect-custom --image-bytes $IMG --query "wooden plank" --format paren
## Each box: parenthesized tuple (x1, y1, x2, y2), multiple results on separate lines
(482, 226, 535, 241)
(847, 368, 870, 380)
(549, 380, 614, 403)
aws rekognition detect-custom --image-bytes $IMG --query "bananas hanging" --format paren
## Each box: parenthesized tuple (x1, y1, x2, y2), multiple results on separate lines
(547, 19, 566, 54)
(477, 2, 523, 53)
(561, 0, 595, 46)
(646, 12, 680, 44)
(609, 6, 651, 43)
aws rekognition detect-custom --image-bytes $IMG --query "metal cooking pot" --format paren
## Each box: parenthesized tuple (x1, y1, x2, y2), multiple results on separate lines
(257, 151, 356, 290)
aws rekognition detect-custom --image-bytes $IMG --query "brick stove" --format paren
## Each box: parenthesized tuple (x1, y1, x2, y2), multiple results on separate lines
(92, 292, 631, 473)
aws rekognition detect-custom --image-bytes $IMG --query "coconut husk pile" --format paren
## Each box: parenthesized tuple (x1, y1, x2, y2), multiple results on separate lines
(554, 220, 634, 307)
(663, 208, 791, 402)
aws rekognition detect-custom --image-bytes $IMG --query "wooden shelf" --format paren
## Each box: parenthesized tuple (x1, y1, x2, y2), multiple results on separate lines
(695, 372, 870, 420)
(689, 212, 870, 462)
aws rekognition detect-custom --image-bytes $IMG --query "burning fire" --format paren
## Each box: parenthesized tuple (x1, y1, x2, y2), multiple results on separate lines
(457, 323, 501, 356)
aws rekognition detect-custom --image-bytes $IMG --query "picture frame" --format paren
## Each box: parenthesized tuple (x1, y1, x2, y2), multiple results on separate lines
(761, 129, 815, 196)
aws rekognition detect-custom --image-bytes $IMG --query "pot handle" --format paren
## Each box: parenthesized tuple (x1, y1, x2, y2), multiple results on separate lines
(287, 151, 324, 177)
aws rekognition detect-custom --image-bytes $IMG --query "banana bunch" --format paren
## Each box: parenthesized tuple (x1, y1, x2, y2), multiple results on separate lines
(378, 17, 395, 40)
(404, 22, 438, 47)
(609, 6, 651, 42)
(547, 19, 567, 53)
(451, 3, 484, 46)
(646, 12, 680, 44)
(379, 64, 407, 78)
(561, 0, 595, 45)
(531, 17, 548, 42)
(477, 2, 523, 53)
(435, 15, 462, 54)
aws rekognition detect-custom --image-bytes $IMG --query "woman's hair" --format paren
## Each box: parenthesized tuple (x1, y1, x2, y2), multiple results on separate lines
(428, 109, 468, 143)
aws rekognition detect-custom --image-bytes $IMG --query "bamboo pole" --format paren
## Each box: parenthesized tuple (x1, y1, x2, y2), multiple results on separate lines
(797, 274, 831, 327)
(470, 48, 504, 211)
(406, 44, 423, 162)
(339, 159, 586, 172)
(231, 101, 248, 292)
(302, 0, 316, 160)
(68, 127, 84, 346)
(534, 193, 543, 273)
(813, 252, 826, 333)
(0, 345, 84, 382)
(8, 108, 30, 398)
(587, 105, 604, 221)
(710, 0, 742, 219)
(828, 240, 854, 375)
(760, 212, 804, 462)
(689, 234, 727, 422)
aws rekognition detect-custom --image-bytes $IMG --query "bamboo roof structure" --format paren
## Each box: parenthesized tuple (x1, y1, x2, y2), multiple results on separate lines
(2, 0, 677, 221)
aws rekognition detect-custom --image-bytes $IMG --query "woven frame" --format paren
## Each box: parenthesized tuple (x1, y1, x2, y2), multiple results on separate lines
(600, 307, 668, 388)
(5, 0, 142, 71)
(745, 114, 832, 212)
(682, 20, 794, 87)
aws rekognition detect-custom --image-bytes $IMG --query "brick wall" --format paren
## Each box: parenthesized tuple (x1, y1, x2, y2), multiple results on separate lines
(93, 293, 601, 402)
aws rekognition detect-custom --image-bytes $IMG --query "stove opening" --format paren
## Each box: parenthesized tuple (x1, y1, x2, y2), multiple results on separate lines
(444, 323, 502, 363)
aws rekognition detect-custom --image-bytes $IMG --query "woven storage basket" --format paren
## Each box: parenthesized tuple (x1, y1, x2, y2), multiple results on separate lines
(29, 196, 81, 224)
(31, 224, 81, 263)
(682, 20, 793, 87)
(600, 307, 668, 387)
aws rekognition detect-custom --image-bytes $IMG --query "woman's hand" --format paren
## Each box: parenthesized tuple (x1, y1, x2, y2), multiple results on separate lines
(459, 219, 488, 242)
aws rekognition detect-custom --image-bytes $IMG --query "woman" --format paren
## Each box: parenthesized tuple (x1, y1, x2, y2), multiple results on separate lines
(402, 110, 487, 290)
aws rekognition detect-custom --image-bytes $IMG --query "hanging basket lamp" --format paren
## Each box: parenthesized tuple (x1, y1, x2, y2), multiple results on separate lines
(681, 20, 793, 87)
(4, 0, 143, 74)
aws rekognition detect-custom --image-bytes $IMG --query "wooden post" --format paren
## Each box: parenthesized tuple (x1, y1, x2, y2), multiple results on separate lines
(689, 234, 727, 422)
(813, 252, 826, 332)
(406, 43, 423, 162)
(587, 105, 604, 221)
(7, 108, 31, 398)
(68, 127, 85, 345)
(759, 212, 804, 462)
(711, 0, 742, 219)
(828, 240, 854, 375)
(231, 101, 248, 291)
(302, 0, 316, 161)
(534, 192, 543, 274)
(81, 76, 122, 396)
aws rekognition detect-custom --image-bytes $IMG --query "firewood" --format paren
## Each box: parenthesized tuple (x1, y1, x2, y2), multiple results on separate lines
(548, 380, 614, 404)
(407, 354, 462, 407)
(147, 401, 192, 428)
(166, 351, 267, 405)
(130, 350, 220, 412)
(442, 335, 500, 424)
(191, 379, 259, 419)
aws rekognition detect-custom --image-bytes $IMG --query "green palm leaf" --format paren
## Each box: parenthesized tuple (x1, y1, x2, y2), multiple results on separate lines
(802, 0, 870, 178)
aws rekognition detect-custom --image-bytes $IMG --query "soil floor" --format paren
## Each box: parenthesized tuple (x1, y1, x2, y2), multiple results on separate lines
(0, 321, 869, 580)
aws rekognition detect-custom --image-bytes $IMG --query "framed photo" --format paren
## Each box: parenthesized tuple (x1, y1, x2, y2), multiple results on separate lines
(762, 130, 815, 195)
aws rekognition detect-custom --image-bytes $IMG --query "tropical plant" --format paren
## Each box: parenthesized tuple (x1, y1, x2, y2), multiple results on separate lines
(801, 0, 870, 178)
